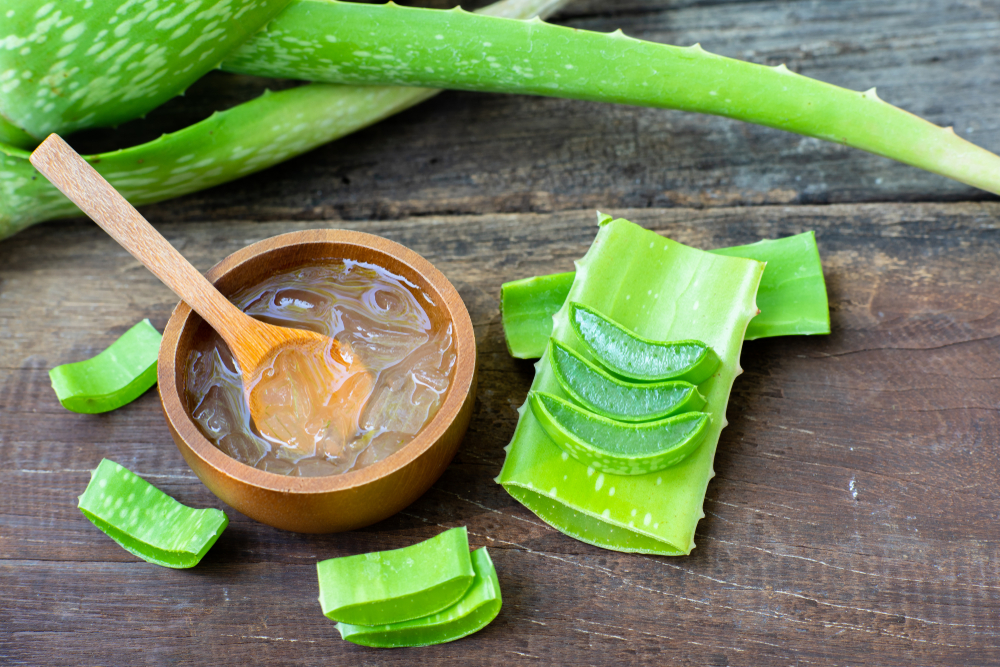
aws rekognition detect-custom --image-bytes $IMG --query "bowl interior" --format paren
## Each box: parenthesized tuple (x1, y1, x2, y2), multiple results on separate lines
(160, 229, 475, 495)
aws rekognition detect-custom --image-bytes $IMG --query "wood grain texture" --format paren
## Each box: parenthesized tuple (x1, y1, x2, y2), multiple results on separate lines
(2, 203, 999, 665)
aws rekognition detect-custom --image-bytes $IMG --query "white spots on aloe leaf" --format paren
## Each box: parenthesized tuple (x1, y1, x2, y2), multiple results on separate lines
(608, 486, 615, 497)
(601, 508, 611, 519)
(586, 466, 594, 477)
(594, 473, 604, 491)
(5, 10, 14, 19)
(561, 451, 569, 461)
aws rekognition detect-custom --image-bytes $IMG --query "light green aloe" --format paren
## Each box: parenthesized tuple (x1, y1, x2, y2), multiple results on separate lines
(497, 216, 763, 555)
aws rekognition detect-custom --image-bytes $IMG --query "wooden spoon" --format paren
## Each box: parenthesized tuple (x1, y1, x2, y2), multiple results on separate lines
(30, 134, 341, 440)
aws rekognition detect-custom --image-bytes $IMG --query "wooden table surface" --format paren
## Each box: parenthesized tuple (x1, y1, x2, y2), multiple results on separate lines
(2, 1, 999, 665)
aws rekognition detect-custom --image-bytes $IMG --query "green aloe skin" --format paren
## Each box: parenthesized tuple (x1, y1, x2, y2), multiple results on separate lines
(336, 548, 502, 648)
(0, 0, 566, 239)
(501, 230, 830, 358)
(497, 217, 763, 555)
(78, 458, 228, 568)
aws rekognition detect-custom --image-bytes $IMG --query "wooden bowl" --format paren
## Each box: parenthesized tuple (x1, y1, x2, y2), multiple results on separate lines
(157, 230, 477, 533)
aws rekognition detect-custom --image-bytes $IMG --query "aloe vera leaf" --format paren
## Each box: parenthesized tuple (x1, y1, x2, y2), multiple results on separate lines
(336, 548, 502, 648)
(549, 339, 704, 422)
(49, 318, 161, 414)
(570, 302, 721, 383)
(497, 217, 763, 555)
(531, 392, 709, 476)
(0, 0, 293, 139)
(501, 231, 829, 358)
(0, 0, 570, 240)
(317, 526, 475, 626)
(224, 1, 1000, 196)
(78, 458, 228, 568)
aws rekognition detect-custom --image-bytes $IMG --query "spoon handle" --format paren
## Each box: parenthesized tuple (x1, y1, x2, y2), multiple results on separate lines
(29, 134, 247, 340)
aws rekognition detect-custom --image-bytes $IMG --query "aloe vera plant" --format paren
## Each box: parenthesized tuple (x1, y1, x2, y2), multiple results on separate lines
(497, 217, 763, 555)
(3, 0, 1000, 239)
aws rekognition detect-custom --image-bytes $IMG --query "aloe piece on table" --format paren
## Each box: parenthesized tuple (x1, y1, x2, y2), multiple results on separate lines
(497, 217, 763, 555)
(78, 459, 228, 568)
(0, 0, 293, 140)
(0, 0, 570, 240)
(531, 392, 709, 476)
(224, 1, 1000, 197)
(49, 318, 161, 414)
(337, 548, 502, 648)
(550, 339, 705, 422)
(317, 526, 475, 626)
(501, 231, 829, 358)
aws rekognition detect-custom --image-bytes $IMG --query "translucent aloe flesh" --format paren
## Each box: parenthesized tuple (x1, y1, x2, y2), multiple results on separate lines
(337, 548, 502, 648)
(78, 458, 229, 568)
(531, 392, 709, 476)
(223, 0, 1000, 197)
(0, 0, 566, 240)
(550, 340, 705, 422)
(502, 231, 829, 359)
(497, 217, 763, 554)
(317, 526, 475, 626)
(48, 318, 161, 414)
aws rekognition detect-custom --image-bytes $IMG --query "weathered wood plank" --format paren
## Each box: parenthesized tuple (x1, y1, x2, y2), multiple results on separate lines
(1, 203, 999, 665)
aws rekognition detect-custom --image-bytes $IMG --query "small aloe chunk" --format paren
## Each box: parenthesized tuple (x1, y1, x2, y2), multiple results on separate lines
(550, 339, 704, 422)
(337, 548, 502, 648)
(49, 319, 161, 414)
(78, 459, 228, 569)
(317, 527, 475, 626)
(530, 392, 709, 476)
(570, 302, 720, 384)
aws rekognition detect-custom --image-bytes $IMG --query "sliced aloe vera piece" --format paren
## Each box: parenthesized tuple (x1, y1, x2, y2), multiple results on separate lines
(570, 302, 720, 384)
(531, 392, 709, 476)
(337, 548, 502, 648)
(549, 339, 704, 422)
(49, 319, 161, 414)
(498, 217, 764, 555)
(501, 231, 830, 358)
(317, 526, 475, 626)
(0, 0, 293, 138)
(78, 459, 228, 568)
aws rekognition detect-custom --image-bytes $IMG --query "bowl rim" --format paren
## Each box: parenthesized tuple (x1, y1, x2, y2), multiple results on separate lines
(158, 228, 476, 495)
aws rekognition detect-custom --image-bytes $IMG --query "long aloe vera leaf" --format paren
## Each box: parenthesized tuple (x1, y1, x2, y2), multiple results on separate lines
(78, 458, 228, 568)
(0, 0, 570, 240)
(0, 0, 293, 139)
(502, 231, 829, 358)
(224, 1, 1000, 196)
(497, 217, 764, 555)
(336, 548, 502, 648)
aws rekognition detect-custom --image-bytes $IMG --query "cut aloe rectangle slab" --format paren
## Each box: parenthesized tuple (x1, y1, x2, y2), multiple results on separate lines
(78, 459, 228, 568)
(501, 231, 829, 358)
(497, 218, 764, 555)
(337, 548, 502, 648)
(317, 526, 475, 626)
(49, 319, 161, 414)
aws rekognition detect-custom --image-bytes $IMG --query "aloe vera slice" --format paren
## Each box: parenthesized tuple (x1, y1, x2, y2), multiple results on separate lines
(531, 392, 709, 476)
(224, 1, 1000, 196)
(502, 231, 829, 358)
(0, 0, 293, 139)
(317, 526, 475, 626)
(549, 339, 704, 422)
(570, 302, 720, 384)
(498, 217, 764, 554)
(78, 459, 228, 568)
(337, 548, 502, 648)
(49, 318, 161, 414)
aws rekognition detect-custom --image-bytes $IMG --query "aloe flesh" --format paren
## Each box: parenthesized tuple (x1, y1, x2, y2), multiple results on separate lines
(497, 217, 763, 554)
(77, 459, 228, 568)
(223, 0, 1000, 197)
(48, 318, 161, 414)
(502, 231, 830, 358)
(550, 339, 705, 422)
(531, 392, 709, 476)
(317, 526, 475, 626)
(336, 548, 502, 648)
(570, 302, 720, 384)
